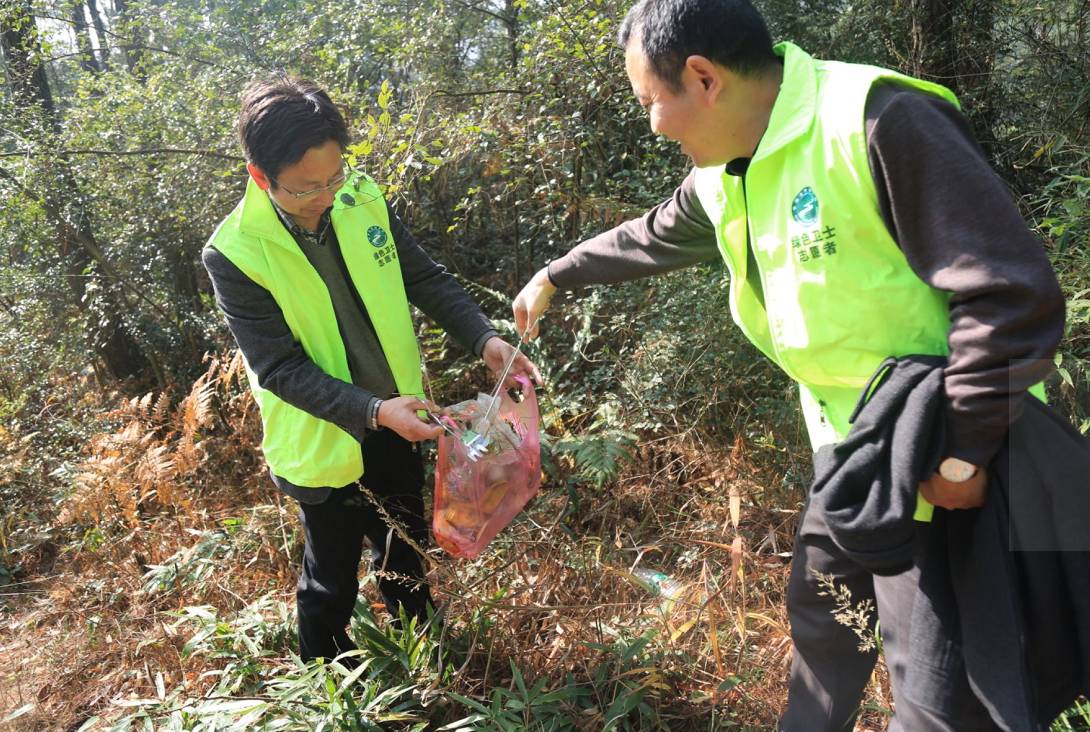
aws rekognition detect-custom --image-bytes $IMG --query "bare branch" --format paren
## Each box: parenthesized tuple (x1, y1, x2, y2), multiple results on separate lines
(31, 14, 226, 67)
(444, 0, 512, 26)
(431, 87, 529, 98)
(0, 148, 243, 161)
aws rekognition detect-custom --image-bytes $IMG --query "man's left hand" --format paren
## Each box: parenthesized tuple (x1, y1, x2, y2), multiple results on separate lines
(919, 468, 987, 510)
(482, 337, 543, 388)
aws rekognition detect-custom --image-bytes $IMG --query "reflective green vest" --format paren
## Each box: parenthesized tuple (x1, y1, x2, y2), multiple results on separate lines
(694, 43, 964, 519)
(209, 173, 423, 487)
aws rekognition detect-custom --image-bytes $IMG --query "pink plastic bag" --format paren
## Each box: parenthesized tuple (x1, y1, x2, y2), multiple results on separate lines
(432, 375, 541, 559)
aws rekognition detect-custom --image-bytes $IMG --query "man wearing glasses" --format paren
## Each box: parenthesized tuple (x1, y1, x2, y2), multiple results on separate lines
(202, 76, 538, 664)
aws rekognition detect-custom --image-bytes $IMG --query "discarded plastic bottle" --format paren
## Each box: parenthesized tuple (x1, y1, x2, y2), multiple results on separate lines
(631, 568, 686, 613)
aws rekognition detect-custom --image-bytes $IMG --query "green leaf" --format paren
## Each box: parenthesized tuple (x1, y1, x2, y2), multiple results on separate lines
(3, 704, 36, 723)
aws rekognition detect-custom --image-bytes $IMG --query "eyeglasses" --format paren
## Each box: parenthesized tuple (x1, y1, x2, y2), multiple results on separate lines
(271, 163, 349, 199)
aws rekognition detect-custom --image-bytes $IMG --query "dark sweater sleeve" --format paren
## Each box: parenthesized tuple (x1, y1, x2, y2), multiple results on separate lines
(547, 167, 720, 289)
(201, 245, 377, 439)
(388, 206, 499, 356)
(865, 86, 1065, 466)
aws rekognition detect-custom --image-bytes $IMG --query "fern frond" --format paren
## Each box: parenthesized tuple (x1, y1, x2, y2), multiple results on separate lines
(554, 430, 638, 488)
(181, 375, 216, 432)
(152, 392, 172, 423)
(224, 350, 246, 388)
(117, 421, 147, 448)
(137, 445, 176, 484)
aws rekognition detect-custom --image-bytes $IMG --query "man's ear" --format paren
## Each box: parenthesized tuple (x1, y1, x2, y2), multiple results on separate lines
(247, 162, 271, 191)
(685, 55, 723, 105)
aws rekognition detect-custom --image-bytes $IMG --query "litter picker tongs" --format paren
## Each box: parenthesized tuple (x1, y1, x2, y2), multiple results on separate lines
(457, 327, 532, 460)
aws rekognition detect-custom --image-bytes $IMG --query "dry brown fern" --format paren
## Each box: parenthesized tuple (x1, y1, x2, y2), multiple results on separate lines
(61, 352, 252, 531)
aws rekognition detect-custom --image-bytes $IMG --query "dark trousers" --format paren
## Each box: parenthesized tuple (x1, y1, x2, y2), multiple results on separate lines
(295, 430, 433, 662)
(780, 501, 998, 731)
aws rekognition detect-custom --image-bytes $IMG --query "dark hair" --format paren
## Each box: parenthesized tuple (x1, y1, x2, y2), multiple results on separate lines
(618, 0, 778, 89)
(238, 76, 349, 183)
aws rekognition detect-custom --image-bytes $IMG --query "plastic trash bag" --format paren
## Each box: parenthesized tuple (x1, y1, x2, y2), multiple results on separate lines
(432, 374, 541, 559)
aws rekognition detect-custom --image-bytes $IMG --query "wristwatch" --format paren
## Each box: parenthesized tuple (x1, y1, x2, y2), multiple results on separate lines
(938, 456, 979, 483)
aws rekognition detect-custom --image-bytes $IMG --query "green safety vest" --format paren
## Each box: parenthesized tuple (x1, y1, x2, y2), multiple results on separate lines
(693, 42, 976, 520)
(208, 173, 423, 488)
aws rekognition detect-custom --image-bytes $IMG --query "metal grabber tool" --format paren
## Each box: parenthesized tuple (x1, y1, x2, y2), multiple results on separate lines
(460, 326, 533, 460)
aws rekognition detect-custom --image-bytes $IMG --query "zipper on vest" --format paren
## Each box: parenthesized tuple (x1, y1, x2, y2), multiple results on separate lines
(740, 172, 788, 377)
(739, 175, 766, 310)
(325, 228, 391, 388)
(740, 167, 807, 389)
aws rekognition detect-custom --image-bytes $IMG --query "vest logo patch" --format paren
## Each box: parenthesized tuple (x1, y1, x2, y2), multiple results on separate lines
(367, 225, 388, 248)
(368, 226, 396, 267)
(791, 226, 838, 263)
(791, 187, 820, 227)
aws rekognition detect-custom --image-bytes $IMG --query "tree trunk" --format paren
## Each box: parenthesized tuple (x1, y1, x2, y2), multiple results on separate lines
(69, 0, 101, 74)
(908, 0, 955, 79)
(111, 0, 147, 78)
(1, 1, 150, 381)
(956, 0, 998, 152)
(907, 0, 999, 153)
(504, 0, 519, 72)
(86, 0, 111, 71)
(1, 4, 57, 118)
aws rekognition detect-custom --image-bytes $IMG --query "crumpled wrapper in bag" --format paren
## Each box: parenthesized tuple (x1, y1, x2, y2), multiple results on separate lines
(432, 375, 541, 559)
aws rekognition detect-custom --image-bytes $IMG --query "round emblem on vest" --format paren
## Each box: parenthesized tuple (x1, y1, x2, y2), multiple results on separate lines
(367, 225, 388, 248)
(792, 186, 820, 227)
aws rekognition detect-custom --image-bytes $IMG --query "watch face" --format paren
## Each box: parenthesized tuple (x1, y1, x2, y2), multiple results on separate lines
(940, 458, 976, 482)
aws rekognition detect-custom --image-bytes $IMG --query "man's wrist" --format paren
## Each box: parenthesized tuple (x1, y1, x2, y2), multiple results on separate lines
(473, 330, 501, 358)
(545, 261, 559, 288)
(370, 398, 384, 430)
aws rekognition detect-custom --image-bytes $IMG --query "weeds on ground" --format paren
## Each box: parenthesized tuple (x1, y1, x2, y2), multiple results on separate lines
(5, 268, 1088, 730)
(2, 272, 810, 730)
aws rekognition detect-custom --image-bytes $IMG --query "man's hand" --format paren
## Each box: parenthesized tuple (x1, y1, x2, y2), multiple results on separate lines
(512, 266, 556, 340)
(919, 468, 987, 510)
(376, 396, 443, 442)
(482, 337, 543, 388)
